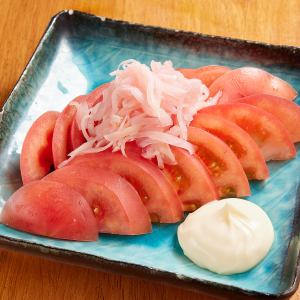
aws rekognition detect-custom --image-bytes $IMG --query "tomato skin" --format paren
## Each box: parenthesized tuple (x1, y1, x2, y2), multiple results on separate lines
(44, 165, 151, 235)
(52, 102, 79, 168)
(0, 181, 98, 241)
(163, 147, 218, 211)
(178, 65, 231, 87)
(70, 117, 86, 150)
(191, 111, 269, 180)
(52, 104, 76, 168)
(209, 67, 297, 103)
(67, 153, 183, 223)
(20, 111, 59, 184)
(68, 95, 88, 151)
(199, 103, 296, 161)
(188, 127, 250, 198)
(236, 94, 300, 143)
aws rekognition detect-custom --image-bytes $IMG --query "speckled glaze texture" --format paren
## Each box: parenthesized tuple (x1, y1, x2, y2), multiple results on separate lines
(0, 10, 300, 299)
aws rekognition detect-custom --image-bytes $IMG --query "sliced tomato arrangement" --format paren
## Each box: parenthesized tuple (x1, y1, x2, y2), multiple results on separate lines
(163, 147, 218, 211)
(209, 67, 297, 103)
(2, 62, 300, 242)
(68, 152, 183, 223)
(178, 65, 231, 86)
(0, 181, 98, 241)
(20, 111, 59, 184)
(44, 165, 151, 235)
(199, 103, 296, 161)
(191, 111, 269, 179)
(188, 127, 250, 198)
(236, 94, 300, 143)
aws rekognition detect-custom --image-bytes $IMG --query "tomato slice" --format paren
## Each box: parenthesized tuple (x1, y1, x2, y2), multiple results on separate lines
(209, 67, 297, 103)
(52, 104, 76, 168)
(20, 111, 59, 184)
(68, 153, 183, 223)
(0, 181, 98, 241)
(236, 94, 300, 143)
(178, 65, 231, 87)
(44, 165, 151, 235)
(52, 95, 88, 168)
(191, 111, 269, 180)
(163, 147, 218, 211)
(69, 95, 88, 151)
(199, 103, 296, 161)
(188, 127, 250, 198)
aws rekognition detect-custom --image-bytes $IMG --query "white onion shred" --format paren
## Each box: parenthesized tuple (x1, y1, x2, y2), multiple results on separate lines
(68, 60, 220, 168)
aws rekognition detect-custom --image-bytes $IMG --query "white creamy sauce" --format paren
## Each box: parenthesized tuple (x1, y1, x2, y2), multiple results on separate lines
(177, 198, 274, 275)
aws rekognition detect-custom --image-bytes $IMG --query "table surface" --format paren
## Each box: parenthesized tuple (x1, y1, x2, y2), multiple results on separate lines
(0, 0, 300, 299)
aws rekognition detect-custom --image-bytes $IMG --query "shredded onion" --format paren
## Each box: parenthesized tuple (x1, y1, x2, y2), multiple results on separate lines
(65, 60, 220, 168)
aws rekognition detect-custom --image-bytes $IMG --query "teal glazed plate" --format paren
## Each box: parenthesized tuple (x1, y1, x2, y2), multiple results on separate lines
(1, 10, 300, 300)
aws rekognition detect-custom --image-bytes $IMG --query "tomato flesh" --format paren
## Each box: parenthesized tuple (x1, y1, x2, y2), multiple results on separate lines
(44, 165, 151, 235)
(68, 153, 183, 223)
(236, 94, 300, 143)
(199, 103, 296, 161)
(209, 67, 297, 103)
(188, 127, 250, 198)
(20, 111, 59, 184)
(191, 111, 269, 179)
(0, 181, 98, 241)
(163, 147, 218, 211)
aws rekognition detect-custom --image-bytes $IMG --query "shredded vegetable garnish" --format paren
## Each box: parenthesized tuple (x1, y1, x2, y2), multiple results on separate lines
(64, 60, 220, 168)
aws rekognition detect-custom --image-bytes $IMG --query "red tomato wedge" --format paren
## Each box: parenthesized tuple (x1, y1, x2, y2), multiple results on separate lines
(68, 153, 183, 223)
(188, 127, 250, 198)
(52, 96, 87, 168)
(44, 165, 151, 235)
(209, 67, 297, 103)
(0, 181, 98, 241)
(163, 147, 218, 211)
(199, 103, 296, 161)
(69, 95, 88, 151)
(236, 94, 300, 143)
(20, 111, 59, 184)
(178, 65, 231, 87)
(191, 112, 269, 180)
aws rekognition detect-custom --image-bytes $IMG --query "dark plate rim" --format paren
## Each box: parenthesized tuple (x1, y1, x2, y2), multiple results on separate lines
(1, 9, 300, 300)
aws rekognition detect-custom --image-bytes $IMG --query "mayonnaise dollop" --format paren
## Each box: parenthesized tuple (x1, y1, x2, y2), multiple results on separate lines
(177, 198, 274, 275)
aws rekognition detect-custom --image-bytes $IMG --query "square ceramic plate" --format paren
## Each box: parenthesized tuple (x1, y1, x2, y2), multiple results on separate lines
(1, 10, 300, 300)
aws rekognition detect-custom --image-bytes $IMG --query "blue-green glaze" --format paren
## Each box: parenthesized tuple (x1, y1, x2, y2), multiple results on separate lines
(0, 10, 300, 297)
